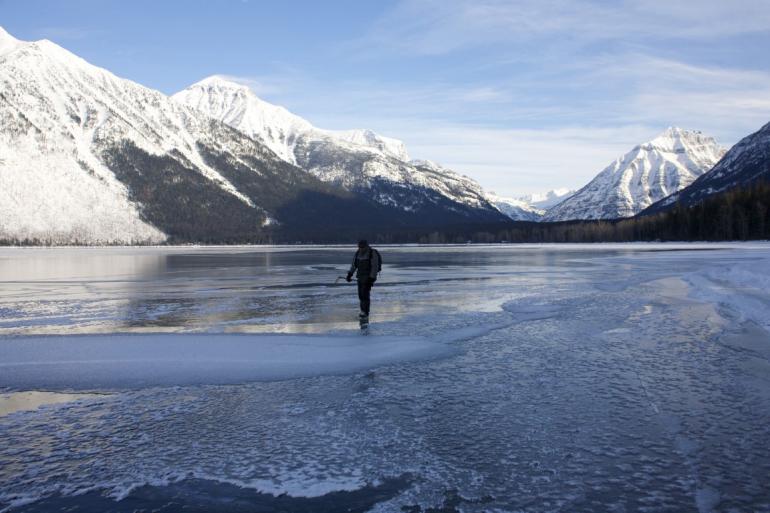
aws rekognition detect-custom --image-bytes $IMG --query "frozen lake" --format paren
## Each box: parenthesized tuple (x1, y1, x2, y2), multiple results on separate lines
(1, 244, 770, 512)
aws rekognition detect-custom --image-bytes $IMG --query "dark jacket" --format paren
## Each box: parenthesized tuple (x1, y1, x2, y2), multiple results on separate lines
(349, 247, 380, 280)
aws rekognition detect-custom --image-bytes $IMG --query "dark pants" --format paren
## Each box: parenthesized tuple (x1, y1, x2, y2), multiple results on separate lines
(357, 278, 373, 315)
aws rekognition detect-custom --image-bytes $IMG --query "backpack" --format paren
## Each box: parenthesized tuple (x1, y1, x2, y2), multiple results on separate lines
(369, 248, 382, 273)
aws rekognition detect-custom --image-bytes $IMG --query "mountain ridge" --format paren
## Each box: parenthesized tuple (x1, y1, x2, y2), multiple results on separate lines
(520, 188, 575, 210)
(0, 29, 390, 243)
(173, 76, 412, 164)
(0, 28, 506, 244)
(173, 76, 506, 223)
(642, 121, 770, 215)
(484, 192, 544, 221)
(543, 127, 726, 221)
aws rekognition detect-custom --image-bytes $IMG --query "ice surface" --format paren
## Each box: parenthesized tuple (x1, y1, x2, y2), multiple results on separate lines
(0, 391, 100, 416)
(598, 243, 770, 331)
(0, 333, 454, 390)
(685, 259, 770, 331)
(1, 244, 770, 512)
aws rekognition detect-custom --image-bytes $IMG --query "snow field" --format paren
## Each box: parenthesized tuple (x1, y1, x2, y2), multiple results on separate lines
(0, 333, 457, 391)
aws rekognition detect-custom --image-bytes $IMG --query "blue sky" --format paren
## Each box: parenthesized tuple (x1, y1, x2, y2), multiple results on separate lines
(3, 0, 770, 195)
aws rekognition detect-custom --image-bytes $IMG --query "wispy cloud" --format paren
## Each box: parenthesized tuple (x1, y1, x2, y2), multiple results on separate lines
(229, 55, 770, 137)
(577, 55, 770, 138)
(219, 73, 532, 127)
(356, 0, 770, 56)
(214, 74, 295, 97)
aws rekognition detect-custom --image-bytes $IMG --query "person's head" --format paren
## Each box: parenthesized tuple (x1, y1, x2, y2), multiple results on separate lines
(357, 239, 368, 249)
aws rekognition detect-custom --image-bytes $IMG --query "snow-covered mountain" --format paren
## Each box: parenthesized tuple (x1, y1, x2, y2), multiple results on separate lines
(0, 27, 165, 243)
(485, 193, 545, 221)
(332, 129, 410, 162)
(543, 128, 726, 222)
(0, 28, 505, 244)
(174, 77, 505, 222)
(172, 77, 412, 163)
(644, 121, 770, 214)
(168, 76, 313, 164)
(1, 27, 346, 244)
(520, 188, 575, 210)
(485, 188, 575, 221)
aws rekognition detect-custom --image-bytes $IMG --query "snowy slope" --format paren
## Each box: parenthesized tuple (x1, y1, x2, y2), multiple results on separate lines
(0, 333, 453, 389)
(331, 129, 410, 162)
(0, 28, 399, 244)
(402, 159, 502, 216)
(521, 188, 575, 210)
(543, 128, 726, 221)
(169, 76, 313, 164)
(174, 78, 505, 222)
(485, 188, 575, 222)
(0, 28, 165, 244)
(645, 121, 770, 213)
(485, 192, 545, 221)
(173, 77, 410, 163)
(0, 26, 21, 56)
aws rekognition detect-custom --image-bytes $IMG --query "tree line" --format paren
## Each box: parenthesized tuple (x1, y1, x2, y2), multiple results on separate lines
(3, 181, 768, 246)
(365, 180, 770, 244)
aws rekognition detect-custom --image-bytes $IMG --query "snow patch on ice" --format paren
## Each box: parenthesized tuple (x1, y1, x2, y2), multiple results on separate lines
(695, 486, 721, 513)
(0, 333, 457, 391)
(503, 303, 563, 322)
(0, 391, 102, 417)
(684, 259, 770, 331)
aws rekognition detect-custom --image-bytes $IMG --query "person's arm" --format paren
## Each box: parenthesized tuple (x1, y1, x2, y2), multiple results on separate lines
(370, 250, 380, 280)
(346, 251, 358, 280)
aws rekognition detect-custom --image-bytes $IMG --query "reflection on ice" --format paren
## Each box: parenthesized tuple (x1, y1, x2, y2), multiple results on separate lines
(0, 244, 660, 336)
(0, 391, 102, 417)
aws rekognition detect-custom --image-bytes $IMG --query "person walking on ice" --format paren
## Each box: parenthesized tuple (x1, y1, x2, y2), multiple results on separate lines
(346, 239, 381, 327)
